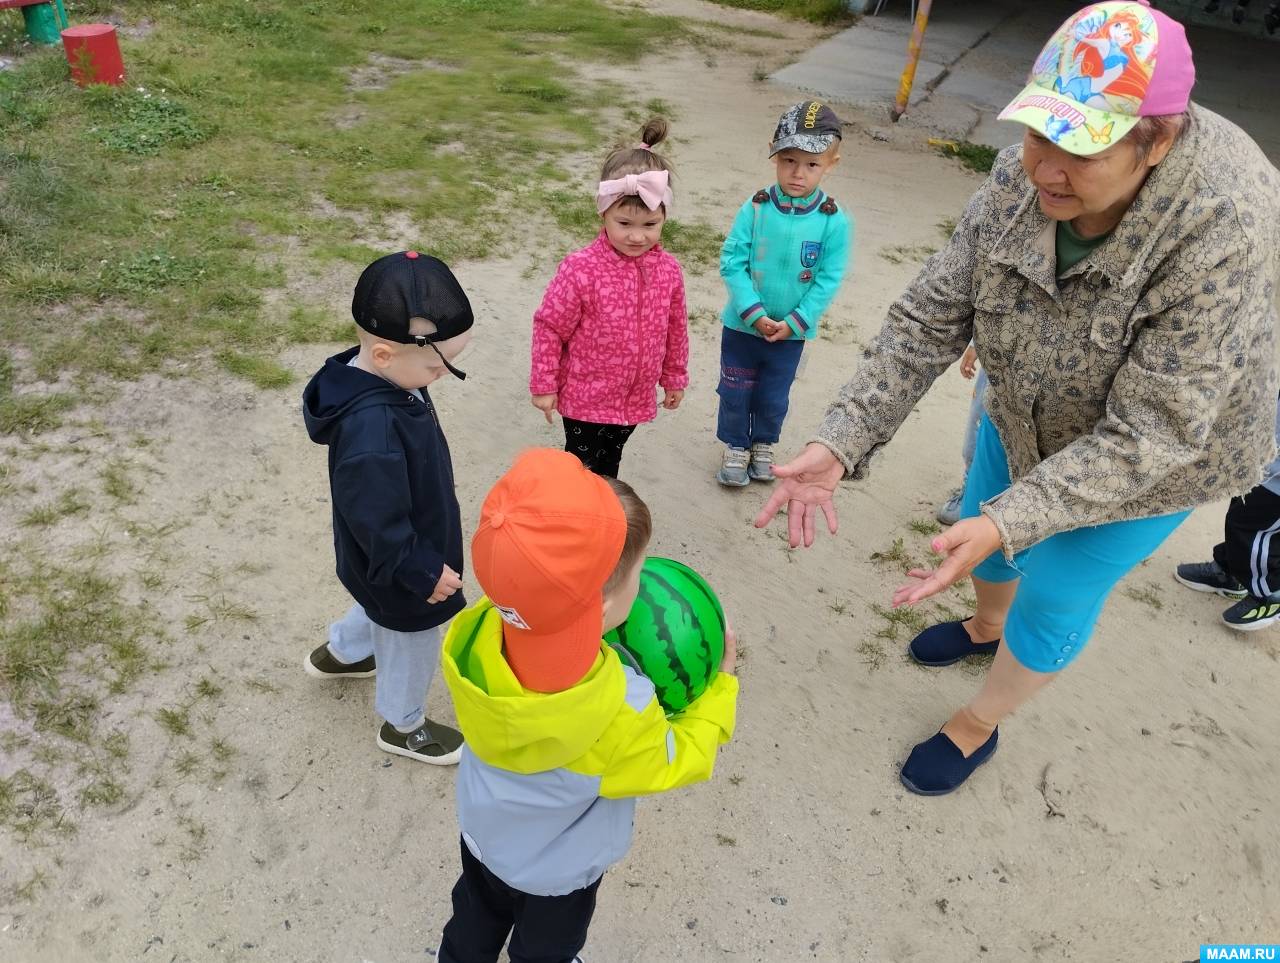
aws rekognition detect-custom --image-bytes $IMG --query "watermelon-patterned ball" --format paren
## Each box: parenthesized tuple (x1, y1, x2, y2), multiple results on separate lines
(604, 557, 725, 714)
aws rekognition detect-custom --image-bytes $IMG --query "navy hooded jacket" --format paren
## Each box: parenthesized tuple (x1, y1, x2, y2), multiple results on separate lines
(302, 347, 465, 632)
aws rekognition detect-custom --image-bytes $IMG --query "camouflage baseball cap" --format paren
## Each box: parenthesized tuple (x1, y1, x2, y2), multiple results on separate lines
(770, 100, 842, 156)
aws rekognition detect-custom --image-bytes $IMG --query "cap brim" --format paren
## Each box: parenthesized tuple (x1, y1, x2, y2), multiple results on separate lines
(502, 600, 605, 693)
(998, 81, 1138, 157)
(770, 132, 839, 157)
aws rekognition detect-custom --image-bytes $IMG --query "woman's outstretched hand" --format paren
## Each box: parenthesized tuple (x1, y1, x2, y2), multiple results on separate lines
(753, 443, 845, 548)
(893, 515, 1003, 606)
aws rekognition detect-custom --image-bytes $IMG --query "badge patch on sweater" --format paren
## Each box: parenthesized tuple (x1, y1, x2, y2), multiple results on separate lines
(800, 240, 822, 268)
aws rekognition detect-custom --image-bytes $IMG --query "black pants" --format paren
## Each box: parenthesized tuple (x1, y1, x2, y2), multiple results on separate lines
(438, 838, 601, 963)
(1213, 484, 1280, 599)
(562, 417, 636, 478)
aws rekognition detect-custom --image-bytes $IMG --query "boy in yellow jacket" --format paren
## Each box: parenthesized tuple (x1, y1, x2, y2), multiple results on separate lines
(437, 448, 738, 963)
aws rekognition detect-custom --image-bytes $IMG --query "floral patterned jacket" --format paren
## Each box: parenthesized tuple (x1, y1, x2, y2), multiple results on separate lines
(815, 105, 1280, 556)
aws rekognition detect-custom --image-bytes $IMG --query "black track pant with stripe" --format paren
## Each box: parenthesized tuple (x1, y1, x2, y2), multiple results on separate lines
(1213, 484, 1280, 600)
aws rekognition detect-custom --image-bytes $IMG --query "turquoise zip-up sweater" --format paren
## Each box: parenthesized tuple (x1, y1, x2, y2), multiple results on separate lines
(720, 185, 853, 340)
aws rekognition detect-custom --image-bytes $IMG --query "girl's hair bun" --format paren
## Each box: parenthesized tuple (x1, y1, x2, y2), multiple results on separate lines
(639, 117, 668, 149)
(601, 117, 675, 187)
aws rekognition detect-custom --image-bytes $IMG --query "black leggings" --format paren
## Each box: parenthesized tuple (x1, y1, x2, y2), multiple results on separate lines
(562, 417, 636, 478)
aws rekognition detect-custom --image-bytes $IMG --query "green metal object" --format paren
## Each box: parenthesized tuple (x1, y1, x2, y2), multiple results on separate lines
(21, 1, 68, 45)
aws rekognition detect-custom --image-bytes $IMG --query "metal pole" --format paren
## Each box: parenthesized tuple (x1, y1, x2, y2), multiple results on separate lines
(890, 0, 933, 122)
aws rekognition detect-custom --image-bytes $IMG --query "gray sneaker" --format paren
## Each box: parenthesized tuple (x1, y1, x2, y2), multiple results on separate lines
(936, 487, 964, 526)
(717, 446, 750, 487)
(748, 443, 775, 482)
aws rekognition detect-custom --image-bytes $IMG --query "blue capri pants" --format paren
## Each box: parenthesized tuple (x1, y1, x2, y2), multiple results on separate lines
(962, 413, 1189, 673)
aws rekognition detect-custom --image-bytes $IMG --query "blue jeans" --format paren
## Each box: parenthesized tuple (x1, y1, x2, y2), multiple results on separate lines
(716, 327, 804, 449)
(962, 414, 1188, 672)
(327, 604, 442, 729)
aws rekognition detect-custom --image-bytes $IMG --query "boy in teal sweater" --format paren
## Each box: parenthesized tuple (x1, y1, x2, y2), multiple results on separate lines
(716, 101, 853, 486)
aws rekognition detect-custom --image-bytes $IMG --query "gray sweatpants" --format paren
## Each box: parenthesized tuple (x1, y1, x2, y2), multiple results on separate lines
(327, 604, 442, 730)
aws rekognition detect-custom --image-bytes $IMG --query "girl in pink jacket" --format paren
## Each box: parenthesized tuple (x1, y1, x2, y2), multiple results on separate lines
(529, 119, 689, 478)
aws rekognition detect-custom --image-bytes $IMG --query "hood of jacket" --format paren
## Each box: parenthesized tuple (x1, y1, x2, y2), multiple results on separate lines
(302, 346, 416, 445)
(442, 598, 627, 774)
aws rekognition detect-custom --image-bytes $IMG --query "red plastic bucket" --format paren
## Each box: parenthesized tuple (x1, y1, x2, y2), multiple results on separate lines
(61, 23, 125, 87)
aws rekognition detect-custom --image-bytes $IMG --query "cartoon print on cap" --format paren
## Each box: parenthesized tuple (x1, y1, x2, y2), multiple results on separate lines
(1045, 115, 1073, 144)
(1043, 4, 1157, 114)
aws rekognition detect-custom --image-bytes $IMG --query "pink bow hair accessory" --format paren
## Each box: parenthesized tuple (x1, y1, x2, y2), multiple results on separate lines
(595, 169, 673, 215)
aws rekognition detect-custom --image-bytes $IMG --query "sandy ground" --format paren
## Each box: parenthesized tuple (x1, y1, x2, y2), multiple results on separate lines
(3, 2, 1279, 961)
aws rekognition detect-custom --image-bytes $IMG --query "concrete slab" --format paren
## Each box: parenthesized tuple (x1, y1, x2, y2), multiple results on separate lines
(775, 0, 1280, 164)
(772, 1, 1019, 107)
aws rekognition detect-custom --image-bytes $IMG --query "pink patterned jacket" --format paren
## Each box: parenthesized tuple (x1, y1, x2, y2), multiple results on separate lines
(530, 233, 689, 426)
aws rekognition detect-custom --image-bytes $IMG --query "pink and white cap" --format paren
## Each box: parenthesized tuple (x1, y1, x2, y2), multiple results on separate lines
(998, 0, 1196, 156)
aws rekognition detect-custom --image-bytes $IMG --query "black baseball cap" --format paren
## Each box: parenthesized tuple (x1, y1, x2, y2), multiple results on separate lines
(770, 101, 843, 156)
(352, 251, 474, 379)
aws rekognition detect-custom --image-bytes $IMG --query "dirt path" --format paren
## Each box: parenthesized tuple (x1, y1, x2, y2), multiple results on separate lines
(3, 2, 1277, 961)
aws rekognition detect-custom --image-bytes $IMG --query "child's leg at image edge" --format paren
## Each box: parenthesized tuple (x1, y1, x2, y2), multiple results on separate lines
(369, 620, 442, 731)
(1213, 486, 1280, 598)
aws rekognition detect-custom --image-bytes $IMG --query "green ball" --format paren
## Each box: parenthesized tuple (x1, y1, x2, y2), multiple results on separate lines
(604, 557, 725, 713)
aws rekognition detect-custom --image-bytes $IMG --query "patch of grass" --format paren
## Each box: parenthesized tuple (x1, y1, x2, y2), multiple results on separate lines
(879, 243, 938, 265)
(934, 140, 999, 174)
(0, 0, 695, 390)
(662, 220, 727, 274)
(284, 305, 356, 344)
(21, 490, 90, 527)
(0, 771, 68, 842)
(174, 751, 202, 777)
(155, 706, 191, 738)
(176, 813, 209, 864)
(937, 216, 958, 239)
(704, 0, 854, 24)
(0, 393, 75, 436)
(856, 639, 888, 670)
(871, 603, 928, 640)
(88, 87, 211, 156)
(1124, 585, 1164, 611)
(100, 457, 140, 504)
(77, 770, 124, 808)
(0, 559, 160, 749)
(184, 593, 259, 632)
(216, 351, 294, 390)
(909, 518, 942, 537)
(33, 691, 98, 743)
(870, 537, 912, 573)
(195, 676, 224, 701)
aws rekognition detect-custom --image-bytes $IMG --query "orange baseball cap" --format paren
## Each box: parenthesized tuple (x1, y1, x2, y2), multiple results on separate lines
(472, 449, 627, 692)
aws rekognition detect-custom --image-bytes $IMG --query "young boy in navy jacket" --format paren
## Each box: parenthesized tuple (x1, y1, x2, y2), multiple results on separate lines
(301, 251, 473, 764)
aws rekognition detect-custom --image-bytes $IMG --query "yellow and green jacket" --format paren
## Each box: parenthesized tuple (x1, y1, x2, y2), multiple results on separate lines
(441, 598, 738, 897)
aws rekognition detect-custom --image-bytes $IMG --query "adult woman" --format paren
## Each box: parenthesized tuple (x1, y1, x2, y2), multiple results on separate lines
(757, 0, 1279, 795)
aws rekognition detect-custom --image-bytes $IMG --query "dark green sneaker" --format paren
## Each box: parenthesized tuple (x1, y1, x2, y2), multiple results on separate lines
(1174, 560, 1247, 599)
(303, 644, 376, 678)
(377, 719, 463, 765)
(1222, 596, 1280, 632)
